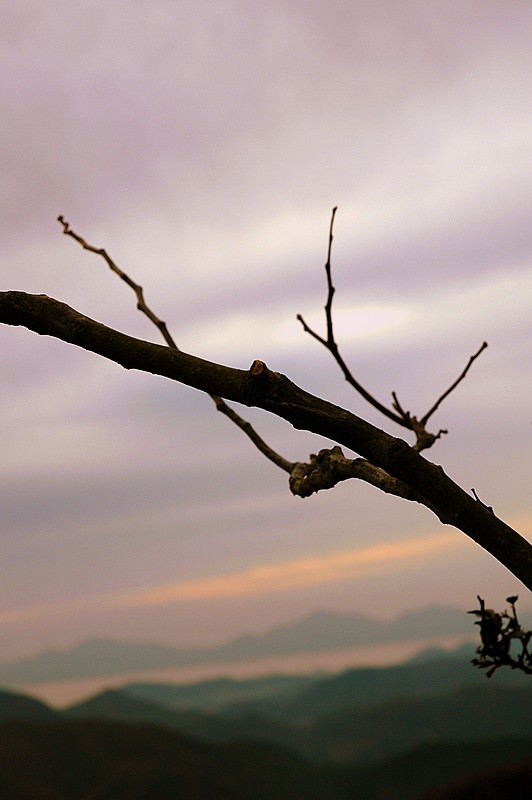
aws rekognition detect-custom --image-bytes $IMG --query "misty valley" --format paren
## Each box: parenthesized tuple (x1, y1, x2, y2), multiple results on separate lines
(1, 642, 531, 800)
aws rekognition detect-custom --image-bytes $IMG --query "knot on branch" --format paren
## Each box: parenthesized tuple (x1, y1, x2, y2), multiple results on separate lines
(289, 446, 351, 497)
(289, 447, 420, 503)
(469, 596, 532, 677)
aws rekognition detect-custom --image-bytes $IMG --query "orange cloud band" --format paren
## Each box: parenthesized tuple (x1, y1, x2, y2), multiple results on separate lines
(117, 531, 465, 608)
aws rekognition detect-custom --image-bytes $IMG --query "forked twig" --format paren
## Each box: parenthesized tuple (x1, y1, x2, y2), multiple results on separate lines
(298, 208, 487, 452)
(57, 216, 293, 474)
(297, 209, 409, 429)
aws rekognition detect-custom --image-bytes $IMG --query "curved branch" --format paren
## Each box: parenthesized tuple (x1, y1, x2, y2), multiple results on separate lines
(1, 290, 530, 590)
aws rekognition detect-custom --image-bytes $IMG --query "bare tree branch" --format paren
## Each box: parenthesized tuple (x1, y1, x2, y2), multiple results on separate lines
(2, 212, 527, 676)
(57, 216, 294, 475)
(289, 445, 440, 513)
(1, 290, 531, 590)
(297, 208, 409, 429)
(298, 208, 487, 452)
(56, 215, 411, 487)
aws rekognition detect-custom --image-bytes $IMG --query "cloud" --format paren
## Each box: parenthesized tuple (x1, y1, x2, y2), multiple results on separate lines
(116, 531, 467, 607)
(171, 262, 531, 364)
(0, 530, 468, 629)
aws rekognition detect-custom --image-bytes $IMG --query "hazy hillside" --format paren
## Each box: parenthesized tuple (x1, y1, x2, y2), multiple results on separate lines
(245, 644, 528, 721)
(121, 642, 528, 721)
(124, 673, 319, 713)
(3, 646, 531, 798)
(290, 684, 532, 764)
(63, 688, 186, 728)
(64, 688, 297, 755)
(335, 739, 532, 800)
(0, 690, 56, 722)
(62, 681, 532, 767)
(0, 605, 480, 684)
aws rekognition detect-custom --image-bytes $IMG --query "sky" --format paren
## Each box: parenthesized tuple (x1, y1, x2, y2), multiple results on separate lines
(1, 0, 531, 663)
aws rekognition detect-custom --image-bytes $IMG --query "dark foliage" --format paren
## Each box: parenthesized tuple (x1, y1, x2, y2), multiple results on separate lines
(469, 596, 532, 677)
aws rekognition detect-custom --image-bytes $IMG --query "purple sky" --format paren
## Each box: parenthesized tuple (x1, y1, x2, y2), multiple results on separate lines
(1, 1, 531, 662)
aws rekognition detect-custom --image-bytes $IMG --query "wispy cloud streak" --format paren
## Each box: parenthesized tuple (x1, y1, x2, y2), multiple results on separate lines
(117, 532, 466, 606)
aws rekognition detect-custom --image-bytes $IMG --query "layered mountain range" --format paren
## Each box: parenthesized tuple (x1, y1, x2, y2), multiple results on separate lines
(0, 604, 485, 684)
(1, 644, 531, 800)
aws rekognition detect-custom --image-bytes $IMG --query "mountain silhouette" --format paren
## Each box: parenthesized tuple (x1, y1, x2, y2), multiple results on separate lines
(0, 604, 479, 684)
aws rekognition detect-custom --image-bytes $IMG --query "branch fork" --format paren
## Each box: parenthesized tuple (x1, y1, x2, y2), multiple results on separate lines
(297, 208, 488, 452)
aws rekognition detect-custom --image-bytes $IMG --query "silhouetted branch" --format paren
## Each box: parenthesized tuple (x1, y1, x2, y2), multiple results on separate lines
(57, 216, 294, 475)
(298, 208, 487, 452)
(56, 216, 419, 491)
(1, 290, 531, 590)
(420, 341, 488, 425)
(289, 446, 439, 512)
(297, 208, 409, 430)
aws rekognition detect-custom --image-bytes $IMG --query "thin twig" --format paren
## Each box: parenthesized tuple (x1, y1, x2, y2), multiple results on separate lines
(297, 208, 410, 429)
(420, 342, 488, 425)
(324, 205, 337, 346)
(58, 216, 178, 348)
(297, 208, 488, 452)
(57, 216, 294, 474)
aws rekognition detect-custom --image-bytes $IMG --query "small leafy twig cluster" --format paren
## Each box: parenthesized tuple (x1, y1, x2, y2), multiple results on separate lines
(469, 595, 532, 677)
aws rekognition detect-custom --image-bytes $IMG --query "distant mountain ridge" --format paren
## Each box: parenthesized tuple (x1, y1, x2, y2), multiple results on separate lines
(1, 648, 531, 799)
(60, 683, 532, 766)
(0, 604, 487, 684)
(1, 658, 531, 768)
(2, 644, 531, 800)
